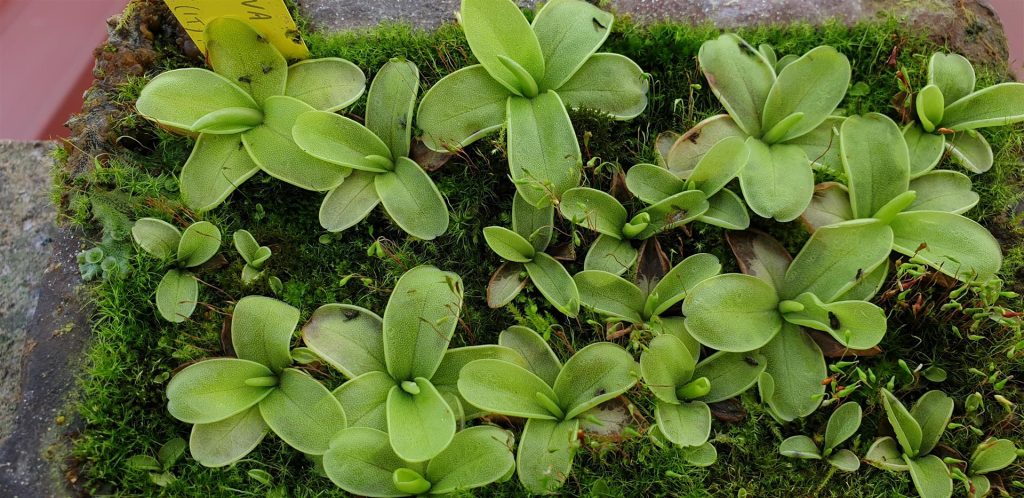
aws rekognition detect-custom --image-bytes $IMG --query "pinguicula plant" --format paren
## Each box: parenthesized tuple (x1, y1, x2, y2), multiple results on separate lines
(779, 401, 863, 472)
(640, 330, 765, 459)
(865, 389, 955, 498)
(417, 0, 648, 207)
(292, 59, 449, 239)
(960, 438, 1020, 497)
(625, 135, 752, 235)
(233, 229, 272, 285)
(131, 218, 221, 322)
(165, 296, 346, 466)
(457, 326, 639, 493)
(136, 17, 366, 211)
(324, 426, 514, 497)
(683, 226, 891, 421)
(904, 52, 1024, 175)
(670, 34, 850, 221)
(484, 192, 580, 316)
(574, 253, 721, 337)
(803, 113, 1002, 283)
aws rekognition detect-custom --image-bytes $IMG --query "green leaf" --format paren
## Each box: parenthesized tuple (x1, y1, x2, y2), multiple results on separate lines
(383, 266, 463, 381)
(512, 190, 554, 252)
(242, 96, 350, 191)
(824, 402, 862, 451)
(686, 136, 749, 196)
(947, 130, 993, 174)
(259, 368, 347, 455)
(779, 435, 822, 459)
(801, 182, 852, 232)
(166, 358, 275, 424)
(507, 91, 582, 206)
(457, 359, 560, 419)
(903, 123, 946, 178)
(969, 438, 1018, 475)
(698, 188, 750, 230)
(189, 107, 263, 134)
(204, 17, 286, 106)
(583, 234, 637, 276)
(322, 427, 406, 497)
(301, 304, 385, 378)
(136, 68, 259, 133)
(780, 293, 886, 350)
(786, 116, 844, 170)
(531, 0, 612, 90)
(416, 65, 511, 151)
(916, 85, 945, 133)
(189, 406, 269, 467)
(840, 113, 910, 219)
(761, 46, 850, 142)
(498, 326, 562, 387)
(648, 317, 701, 362)
(911, 390, 953, 456)
(331, 371, 392, 430)
(890, 211, 1001, 282)
(232, 229, 260, 262)
(178, 133, 260, 212)
(656, 401, 711, 447)
(907, 171, 979, 214)
(292, 110, 393, 172)
(517, 418, 579, 494)
(941, 82, 1024, 130)
(319, 171, 381, 232)
(970, 475, 991, 498)
(865, 436, 909, 471)
(725, 229, 792, 292)
(285, 58, 366, 112)
(157, 437, 187, 468)
(524, 252, 580, 317)
(484, 226, 536, 262)
(928, 53, 975, 105)
(156, 269, 198, 323)
(907, 454, 953, 498)
(693, 351, 766, 403)
(177, 221, 221, 268)
(640, 334, 696, 403)
(697, 34, 775, 136)
(366, 59, 419, 158)
(739, 138, 813, 222)
(665, 115, 747, 178)
(881, 388, 923, 457)
(132, 218, 181, 260)
(757, 325, 826, 421)
(386, 378, 455, 462)
(682, 442, 718, 467)
(231, 296, 299, 372)
(683, 274, 782, 352)
(427, 425, 515, 494)
(647, 253, 722, 317)
(461, 0, 544, 95)
(487, 262, 528, 308)
(574, 270, 645, 323)
(782, 219, 894, 302)
(557, 53, 648, 119)
(636, 190, 710, 238)
(374, 158, 449, 240)
(625, 163, 685, 204)
(828, 449, 861, 472)
(126, 455, 161, 471)
(554, 342, 639, 419)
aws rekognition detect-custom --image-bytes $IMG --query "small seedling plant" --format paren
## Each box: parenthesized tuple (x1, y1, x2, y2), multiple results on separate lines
(905, 52, 1024, 174)
(417, 0, 648, 207)
(131, 218, 221, 322)
(233, 229, 272, 285)
(779, 401, 863, 472)
(959, 438, 1021, 497)
(292, 59, 449, 240)
(136, 17, 366, 211)
(457, 326, 639, 493)
(865, 389, 955, 498)
(165, 296, 347, 466)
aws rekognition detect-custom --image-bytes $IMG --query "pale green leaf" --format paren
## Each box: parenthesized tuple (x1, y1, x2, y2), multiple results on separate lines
(907, 170, 979, 214)
(383, 266, 463, 381)
(166, 358, 274, 424)
(431, 345, 525, 420)
(322, 427, 406, 497)
(204, 17, 286, 106)
(555, 342, 638, 419)
(189, 406, 268, 468)
(231, 295, 299, 372)
(969, 438, 1019, 475)
(177, 221, 221, 268)
(970, 475, 991, 498)
(132, 218, 181, 260)
(332, 371, 392, 430)
(698, 34, 775, 136)
(903, 123, 946, 178)
(636, 190, 710, 238)
(285, 58, 366, 112)
(683, 442, 718, 467)
(232, 229, 259, 262)
(416, 65, 510, 151)
(386, 378, 455, 462)
(697, 188, 750, 229)
(648, 253, 722, 317)
(656, 401, 711, 447)
(947, 130, 993, 173)
(916, 85, 945, 132)
(516, 418, 578, 494)
(156, 269, 198, 323)
(512, 190, 554, 252)
(461, 0, 544, 95)
(301, 304, 385, 378)
(648, 317, 701, 363)
(178, 133, 260, 212)
(366, 59, 419, 158)
(890, 211, 1001, 282)
(840, 113, 910, 219)
(665, 114, 746, 178)
(881, 388, 923, 457)
(557, 53, 648, 119)
(828, 449, 861, 472)
(640, 334, 696, 403)
(259, 368, 347, 455)
(483, 226, 536, 263)
(319, 171, 381, 232)
(782, 219, 894, 302)
(457, 359, 560, 419)
(911, 390, 953, 456)
(781, 293, 887, 350)
(693, 351, 766, 403)
(531, 0, 612, 90)
(625, 163, 685, 204)
(583, 234, 637, 276)
(941, 82, 1024, 130)
(499, 326, 562, 387)
(824, 402, 862, 451)
(761, 46, 850, 142)
(507, 91, 582, 206)
(779, 435, 822, 459)
(757, 325, 826, 421)
(786, 116, 844, 170)
(834, 259, 889, 302)
(573, 270, 645, 323)
(375, 157, 449, 240)
(560, 188, 628, 237)
(525, 252, 580, 317)
(136, 68, 259, 133)
(686, 136, 749, 197)
(801, 182, 852, 232)
(865, 436, 909, 471)
(292, 110, 393, 172)
(683, 274, 782, 352)
(907, 454, 953, 498)
(739, 138, 813, 222)
(928, 53, 975, 105)
(427, 425, 515, 494)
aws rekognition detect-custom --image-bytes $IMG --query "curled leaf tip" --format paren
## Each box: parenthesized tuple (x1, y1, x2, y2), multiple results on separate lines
(677, 377, 712, 400)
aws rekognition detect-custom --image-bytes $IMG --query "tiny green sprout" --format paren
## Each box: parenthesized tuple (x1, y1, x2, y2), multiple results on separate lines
(457, 326, 639, 493)
(132, 218, 222, 322)
(484, 192, 580, 316)
(963, 438, 1020, 498)
(904, 52, 1024, 175)
(866, 389, 955, 498)
(779, 402, 862, 472)
(292, 59, 449, 240)
(802, 112, 1002, 283)
(135, 17, 366, 211)
(165, 296, 347, 466)
(667, 35, 850, 221)
(233, 229, 272, 285)
(417, 0, 647, 207)
(684, 228, 889, 421)
(126, 437, 186, 487)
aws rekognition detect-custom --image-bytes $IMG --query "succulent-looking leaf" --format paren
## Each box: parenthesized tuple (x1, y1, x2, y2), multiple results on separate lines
(656, 401, 711, 447)
(647, 253, 723, 317)
(916, 85, 945, 133)
(189, 406, 269, 468)
(828, 449, 861, 472)
(761, 45, 850, 143)
(457, 359, 560, 419)
(903, 123, 946, 178)
(739, 138, 812, 222)
(625, 163, 685, 204)
(880, 388, 923, 457)
(156, 269, 199, 323)
(136, 68, 259, 133)
(460, 0, 545, 96)
(890, 210, 1001, 282)
(177, 221, 222, 268)
(232, 296, 299, 373)
(487, 262, 528, 308)
(840, 113, 910, 219)
(499, 326, 562, 386)
(970, 475, 991, 498)
(507, 91, 582, 206)
(554, 342, 638, 419)
(292, 110, 394, 172)
(584, 235, 638, 276)
(757, 324, 826, 421)
(233, 230, 260, 263)
(431, 345, 525, 420)
(684, 273, 782, 352)
(366, 59, 419, 158)
(322, 427, 408, 497)
(865, 436, 909, 471)
(557, 53, 648, 119)
(512, 190, 554, 252)
(559, 187, 627, 238)
(779, 435, 821, 459)
(636, 190, 710, 238)
(525, 252, 580, 317)
(284, 58, 366, 112)
(531, 0, 612, 89)
(181, 133, 261, 212)
(692, 351, 766, 403)
(698, 34, 775, 137)
(383, 266, 463, 381)
(782, 219, 893, 302)
(666, 114, 747, 178)
(385, 378, 455, 462)
(319, 171, 381, 232)
(907, 454, 953, 498)
(640, 334, 696, 404)
(332, 371, 392, 430)
(726, 229, 791, 292)
(947, 130, 993, 174)
(698, 188, 750, 229)
(801, 182, 853, 232)
(302, 304, 386, 378)
(787, 116, 844, 170)
(166, 358, 275, 424)
(907, 170, 978, 214)
(910, 390, 953, 456)
(516, 418, 579, 494)
(132, 218, 181, 260)
(204, 17, 287, 106)
(941, 82, 1024, 130)
(259, 368, 347, 455)
(824, 402, 862, 451)
(781, 293, 886, 350)
(416, 65, 510, 151)
(969, 438, 1018, 475)
(426, 425, 515, 494)
(683, 442, 719, 467)
(574, 270, 645, 323)
(484, 226, 536, 262)
(928, 53, 975, 105)
(686, 136, 749, 197)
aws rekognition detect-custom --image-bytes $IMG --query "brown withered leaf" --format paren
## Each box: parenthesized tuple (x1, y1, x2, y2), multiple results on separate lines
(411, 138, 454, 172)
(487, 262, 527, 308)
(806, 329, 882, 358)
(709, 398, 746, 424)
(548, 242, 576, 262)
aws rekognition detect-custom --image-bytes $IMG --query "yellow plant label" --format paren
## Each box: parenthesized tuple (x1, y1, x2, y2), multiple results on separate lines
(163, 0, 310, 60)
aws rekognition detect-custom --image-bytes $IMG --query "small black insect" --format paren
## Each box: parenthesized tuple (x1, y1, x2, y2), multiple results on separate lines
(744, 356, 759, 366)
(828, 311, 841, 329)
(594, 388, 606, 396)
(592, 17, 607, 30)
(398, 116, 407, 129)
(256, 34, 268, 44)
(343, 310, 359, 320)
(286, 29, 302, 45)
(237, 141, 245, 150)
(855, 268, 864, 280)
(687, 130, 701, 143)
(238, 75, 252, 84)
(262, 65, 273, 74)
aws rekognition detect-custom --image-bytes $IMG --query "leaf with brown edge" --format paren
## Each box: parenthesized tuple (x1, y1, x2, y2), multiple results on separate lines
(487, 262, 528, 308)
(635, 237, 670, 295)
(725, 229, 791, 293)
(806, 329, 882, 359)
(410, 139, 454, 172)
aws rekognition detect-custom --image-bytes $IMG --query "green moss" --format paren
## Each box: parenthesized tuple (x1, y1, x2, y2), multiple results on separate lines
(61, 15, 1024, 497)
